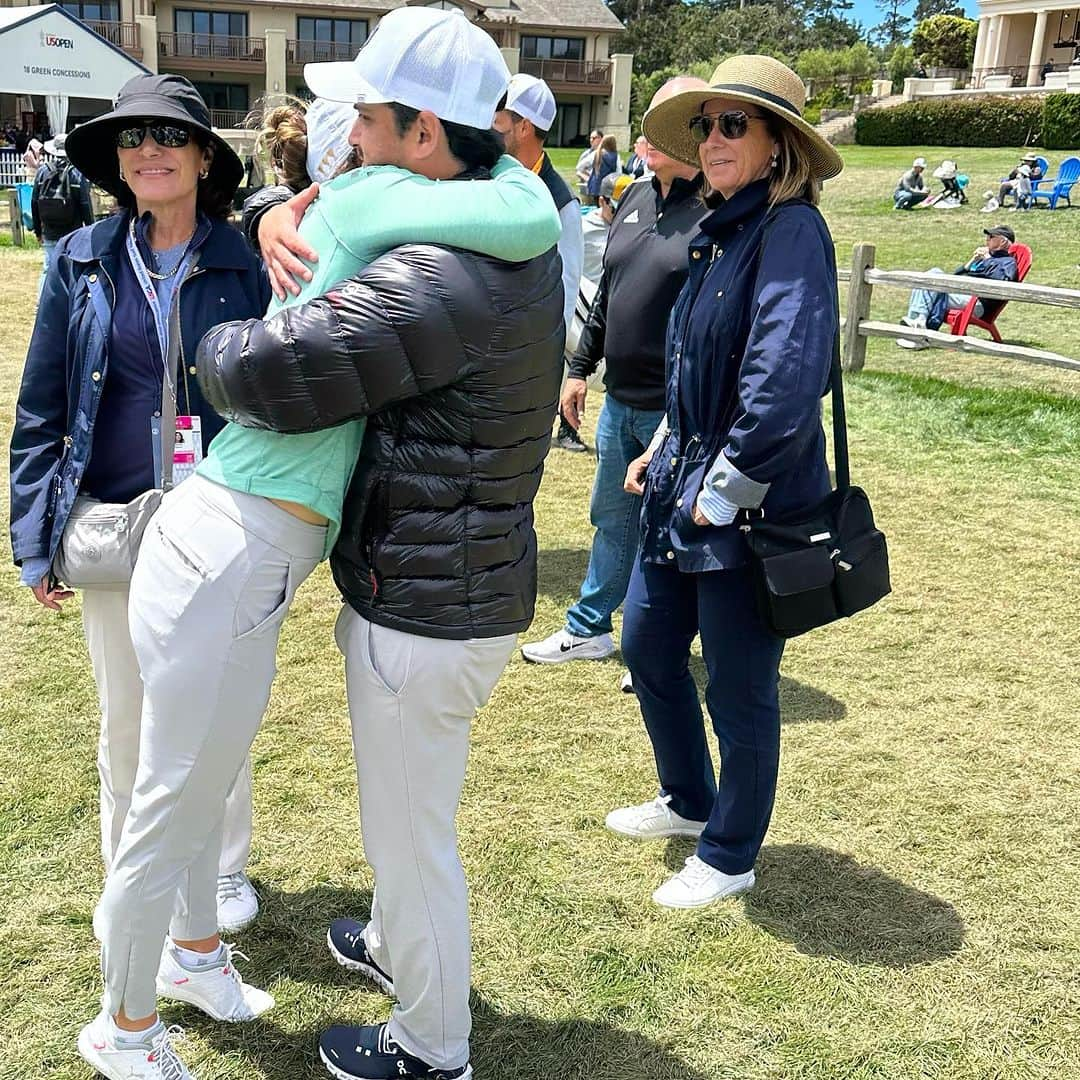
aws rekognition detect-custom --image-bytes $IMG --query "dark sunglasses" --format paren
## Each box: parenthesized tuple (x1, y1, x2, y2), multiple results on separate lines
(688, 110, 768, 144)
(116, 123, 192, 150)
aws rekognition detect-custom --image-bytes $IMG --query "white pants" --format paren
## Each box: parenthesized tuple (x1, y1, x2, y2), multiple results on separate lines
(95, 475, 324, 1018)
(336, 606, 516, 1070)
(81, 586, 253, 876)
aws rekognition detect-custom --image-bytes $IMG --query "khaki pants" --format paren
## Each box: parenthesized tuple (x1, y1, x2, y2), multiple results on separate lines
(81, 586, 253, 876)
(336, 606, 516, 1070)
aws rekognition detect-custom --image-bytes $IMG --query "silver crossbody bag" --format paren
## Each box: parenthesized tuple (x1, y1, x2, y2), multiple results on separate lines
(53, 251, 198, 589)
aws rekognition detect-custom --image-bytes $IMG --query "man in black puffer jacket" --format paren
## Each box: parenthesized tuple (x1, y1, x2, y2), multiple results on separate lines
(196, 10, 563, 1080)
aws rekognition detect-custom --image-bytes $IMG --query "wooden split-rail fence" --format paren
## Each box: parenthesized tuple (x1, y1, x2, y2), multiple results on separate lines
(840, 242, 1080, 374)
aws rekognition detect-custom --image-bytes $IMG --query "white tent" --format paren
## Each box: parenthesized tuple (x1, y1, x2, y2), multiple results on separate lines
(0, 4, 148, 134)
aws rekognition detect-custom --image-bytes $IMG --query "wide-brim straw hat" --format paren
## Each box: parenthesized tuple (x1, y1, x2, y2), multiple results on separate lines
(642, 55, 843, 181)
(65, 73, 243, 202)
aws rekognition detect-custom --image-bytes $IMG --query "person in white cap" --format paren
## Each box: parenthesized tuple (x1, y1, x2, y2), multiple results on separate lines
(74, 10, 563, 1080)
(30, 133, 93, 294)
(893, 156, 928, 210)
(494, 72, 587, 452)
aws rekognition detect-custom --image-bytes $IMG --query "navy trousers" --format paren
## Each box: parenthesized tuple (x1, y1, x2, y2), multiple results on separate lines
(621, 558, 785, 875)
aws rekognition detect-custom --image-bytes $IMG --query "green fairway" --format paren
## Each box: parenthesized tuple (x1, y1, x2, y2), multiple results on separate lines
(0, 146, 1078, 1079)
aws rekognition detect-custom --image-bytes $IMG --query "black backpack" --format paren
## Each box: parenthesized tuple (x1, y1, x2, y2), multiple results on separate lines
(36, 161, 79, 234)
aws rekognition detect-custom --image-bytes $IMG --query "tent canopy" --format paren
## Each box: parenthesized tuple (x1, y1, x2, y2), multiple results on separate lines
(0, 5, 147, 103)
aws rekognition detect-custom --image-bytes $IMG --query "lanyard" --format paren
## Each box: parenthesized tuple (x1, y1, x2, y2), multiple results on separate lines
(124, 221, 196, 400)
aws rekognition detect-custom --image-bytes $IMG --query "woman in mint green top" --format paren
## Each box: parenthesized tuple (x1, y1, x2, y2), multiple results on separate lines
(198, 155, 561, 555)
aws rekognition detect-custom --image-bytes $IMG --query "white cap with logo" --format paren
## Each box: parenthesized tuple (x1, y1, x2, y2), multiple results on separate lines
(304, 7, 510, 131)
(304, 97, 356, 183)
(503, 72, 557, 132)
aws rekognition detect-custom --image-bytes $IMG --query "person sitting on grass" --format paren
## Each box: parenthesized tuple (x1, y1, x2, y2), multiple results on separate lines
(893, 156, 927, 210)
(897, 224, 1018, 350)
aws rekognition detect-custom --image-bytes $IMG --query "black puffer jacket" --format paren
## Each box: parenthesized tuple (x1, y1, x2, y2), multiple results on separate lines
(198, 244, 565, 640)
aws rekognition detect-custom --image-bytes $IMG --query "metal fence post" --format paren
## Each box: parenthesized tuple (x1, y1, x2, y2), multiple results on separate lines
(843, 242, 875, 372)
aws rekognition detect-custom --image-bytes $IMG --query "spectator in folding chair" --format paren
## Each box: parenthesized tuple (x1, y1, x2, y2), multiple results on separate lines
(897, 224, 1018, 350)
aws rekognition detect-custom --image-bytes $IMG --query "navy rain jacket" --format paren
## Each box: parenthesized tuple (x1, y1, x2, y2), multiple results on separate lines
(9, 211, 269, 573)
(641, 179, 840, 572)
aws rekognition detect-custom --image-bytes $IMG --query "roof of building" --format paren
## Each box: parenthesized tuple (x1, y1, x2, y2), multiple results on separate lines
(481, 0, 625, 31)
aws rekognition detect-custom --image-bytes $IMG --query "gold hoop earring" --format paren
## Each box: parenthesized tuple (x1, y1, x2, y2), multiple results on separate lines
(199, 168, 209, 179)
(118, 166, 125, 181)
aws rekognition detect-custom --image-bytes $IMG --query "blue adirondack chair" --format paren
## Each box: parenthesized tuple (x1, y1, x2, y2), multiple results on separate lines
(1030, 156, 1080, 209)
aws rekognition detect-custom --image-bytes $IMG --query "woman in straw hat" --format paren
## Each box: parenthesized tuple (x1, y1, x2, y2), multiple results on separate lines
(608, 55, 843, 909)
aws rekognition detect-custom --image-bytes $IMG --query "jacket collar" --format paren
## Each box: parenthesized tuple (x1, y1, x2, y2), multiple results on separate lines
(65, 209, 254, 272)
(652, 172, 703, 207)
(698, 178, 770, 239)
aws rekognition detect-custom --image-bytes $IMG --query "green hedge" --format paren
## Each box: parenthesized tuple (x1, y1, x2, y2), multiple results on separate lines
(1042, 93, 1080, 150)
(856, 97, 1043, 146)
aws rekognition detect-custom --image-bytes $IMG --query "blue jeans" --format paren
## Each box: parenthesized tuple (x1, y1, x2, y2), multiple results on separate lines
(38, 239, 57, 299)
(621, 558, 785, 875)
(906, 267, 976, 329)
(565, 396, 665, 639)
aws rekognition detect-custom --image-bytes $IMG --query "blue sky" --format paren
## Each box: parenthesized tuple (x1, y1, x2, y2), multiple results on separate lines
(846, 0, 979, 35)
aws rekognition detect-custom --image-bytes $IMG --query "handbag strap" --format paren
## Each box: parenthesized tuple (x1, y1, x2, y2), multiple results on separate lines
(829, 337, 850, 492)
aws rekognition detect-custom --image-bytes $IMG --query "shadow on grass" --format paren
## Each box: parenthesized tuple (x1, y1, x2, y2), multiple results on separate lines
(236, 882, 375, 989)
(536, 546, 591, 607)
(744, 843, 965, 967)
(192, 995, 711, 1080)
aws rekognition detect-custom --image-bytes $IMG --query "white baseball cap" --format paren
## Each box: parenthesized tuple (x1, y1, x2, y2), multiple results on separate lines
(912, 157, 927, 168)
(503, 72, 557, 132)
(304, 7, 510, 131)
(305, 97, 355, 183)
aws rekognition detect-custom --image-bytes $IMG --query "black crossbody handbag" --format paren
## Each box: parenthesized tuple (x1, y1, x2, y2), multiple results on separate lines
(739, 347, 891, 638)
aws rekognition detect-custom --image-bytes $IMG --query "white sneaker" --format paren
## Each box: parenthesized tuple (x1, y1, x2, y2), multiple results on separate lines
(78, 1011, 193, 1080)
(652, 855, 756, 909)
(899, 315, 926, 330)
(896, 338, 929, 351)
(217, 872, 259, 933)
(520, 629, 615, 664)
(605, 795, 707, 840)
(620, 670, 635, 694)
(156, 940, 274, 1022)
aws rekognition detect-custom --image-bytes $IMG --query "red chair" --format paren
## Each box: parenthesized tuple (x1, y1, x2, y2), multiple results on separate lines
(944, 243, 1032, 343)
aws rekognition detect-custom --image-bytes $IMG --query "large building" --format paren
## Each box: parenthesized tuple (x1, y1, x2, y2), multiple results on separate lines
(971, 1, 1080, 86)
(0, 0, 632, 145)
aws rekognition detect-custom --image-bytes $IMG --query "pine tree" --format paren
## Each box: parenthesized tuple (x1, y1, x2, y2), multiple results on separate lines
(914, 0, 964, 20)
(874, 0, 913, 48)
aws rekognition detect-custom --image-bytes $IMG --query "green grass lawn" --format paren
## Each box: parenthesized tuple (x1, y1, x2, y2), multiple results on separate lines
(1, 148, 1078, 1079)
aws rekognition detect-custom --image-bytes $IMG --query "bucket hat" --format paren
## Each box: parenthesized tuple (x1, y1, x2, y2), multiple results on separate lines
(933, 160, 957, 180)
(44, 134, 67, 157)
(641, 55, 843, 181)
(65, 74, 243, 201)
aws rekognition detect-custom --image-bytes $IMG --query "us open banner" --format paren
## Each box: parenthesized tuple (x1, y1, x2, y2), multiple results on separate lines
(0, 5, 147, 101)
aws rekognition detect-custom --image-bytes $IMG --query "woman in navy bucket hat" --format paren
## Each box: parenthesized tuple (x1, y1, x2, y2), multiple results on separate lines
(9, 74, 271, 1078)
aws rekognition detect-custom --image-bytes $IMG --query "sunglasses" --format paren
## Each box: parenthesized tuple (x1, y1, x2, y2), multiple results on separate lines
(688, 110, 768, 144)
(116, 123, 192, 150)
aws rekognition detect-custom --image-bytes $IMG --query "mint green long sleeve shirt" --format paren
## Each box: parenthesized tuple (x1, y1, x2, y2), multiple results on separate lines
(198, 156, 561, 555)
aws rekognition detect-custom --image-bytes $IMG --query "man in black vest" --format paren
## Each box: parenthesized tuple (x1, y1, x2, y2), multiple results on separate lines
(521, 78, 710, 671)
(495, 74, 587, 451)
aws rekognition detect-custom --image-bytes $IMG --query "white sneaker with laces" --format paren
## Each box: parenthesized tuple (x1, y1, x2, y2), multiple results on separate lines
(899, 315, 926, 330)
(520, 629, 615, 664)
(156, 940, 274, 1022)
(605, 795, 707, 840)
(217, 871, 259, 933)
(77, 1012, 193, 1080)
(652, 854, 755, 909)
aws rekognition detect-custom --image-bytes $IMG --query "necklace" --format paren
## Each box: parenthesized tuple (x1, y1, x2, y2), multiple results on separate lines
(130, 219, 194, 280)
